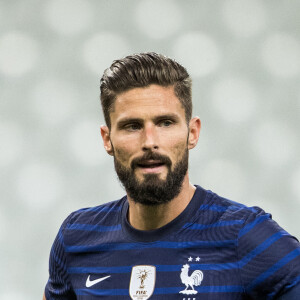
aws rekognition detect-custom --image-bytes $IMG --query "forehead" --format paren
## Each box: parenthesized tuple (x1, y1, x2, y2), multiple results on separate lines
(110, 85, 185, 122)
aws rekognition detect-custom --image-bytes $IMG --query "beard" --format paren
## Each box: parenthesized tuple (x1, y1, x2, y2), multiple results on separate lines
(113, 148, 189, 206)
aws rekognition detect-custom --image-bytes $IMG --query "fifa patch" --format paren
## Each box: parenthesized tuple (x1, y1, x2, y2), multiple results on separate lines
(129, 265, 156, 300)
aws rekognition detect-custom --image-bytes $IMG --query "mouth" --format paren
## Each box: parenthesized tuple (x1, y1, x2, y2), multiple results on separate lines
(136, 160, 166, 173)
(137, 160, 165, 168)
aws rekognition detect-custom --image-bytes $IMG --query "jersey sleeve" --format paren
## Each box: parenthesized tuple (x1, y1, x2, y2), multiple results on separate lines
(277, 283, 300, 299)
(45, 214, 76, 300)
(237, 207, 300, 299)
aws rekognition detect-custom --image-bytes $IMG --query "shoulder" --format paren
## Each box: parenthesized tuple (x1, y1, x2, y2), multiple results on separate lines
(198, 186, 296, 243)
(58, 196, 126, 237)
(200, 188, 300, 297)
(201, 186, 268, 223)
(68, 197, 126, 224)
(56, 196, 127, 248)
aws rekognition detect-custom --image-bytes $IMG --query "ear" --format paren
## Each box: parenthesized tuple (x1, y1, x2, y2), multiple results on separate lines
(100, 125, 114, 156)
(188, 117, 201, 150)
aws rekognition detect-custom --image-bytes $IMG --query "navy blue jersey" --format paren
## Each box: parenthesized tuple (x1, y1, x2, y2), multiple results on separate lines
(45, 186, 300, 299)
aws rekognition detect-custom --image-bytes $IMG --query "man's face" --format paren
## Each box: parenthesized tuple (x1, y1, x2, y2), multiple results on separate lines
(102, 84, 193, 205)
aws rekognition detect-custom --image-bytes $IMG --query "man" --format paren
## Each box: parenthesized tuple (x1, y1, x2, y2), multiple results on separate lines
(44, 52, 300, 299)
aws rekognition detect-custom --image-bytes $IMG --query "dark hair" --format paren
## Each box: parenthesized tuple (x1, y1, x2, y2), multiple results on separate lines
(100, 52, 192, 128)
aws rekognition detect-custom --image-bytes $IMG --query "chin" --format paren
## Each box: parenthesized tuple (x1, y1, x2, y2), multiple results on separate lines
(138, 172, 168, 183)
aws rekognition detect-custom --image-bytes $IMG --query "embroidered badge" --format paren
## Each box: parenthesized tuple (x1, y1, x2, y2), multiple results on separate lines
(129, 265, 156, 300)
(179, 263, 203, 295)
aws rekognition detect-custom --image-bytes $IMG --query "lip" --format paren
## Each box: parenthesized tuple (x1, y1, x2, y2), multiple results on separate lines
(136, 160, 166, 173)
(138, 165, 165, 173)
(137, 160, 163, 166)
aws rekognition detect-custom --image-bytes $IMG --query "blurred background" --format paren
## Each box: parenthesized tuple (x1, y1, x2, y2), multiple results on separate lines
(0, 0, 299, 298)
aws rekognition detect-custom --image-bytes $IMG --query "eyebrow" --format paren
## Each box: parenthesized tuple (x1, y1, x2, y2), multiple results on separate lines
(116, 114, 180, 128)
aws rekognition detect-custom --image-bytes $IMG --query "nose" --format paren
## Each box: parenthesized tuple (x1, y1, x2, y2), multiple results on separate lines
(141, 123, 159, 151)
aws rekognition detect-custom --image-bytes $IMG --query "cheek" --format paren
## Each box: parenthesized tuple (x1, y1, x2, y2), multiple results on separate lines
(169, 138, 188, 162)
(113, 144, 134, 165)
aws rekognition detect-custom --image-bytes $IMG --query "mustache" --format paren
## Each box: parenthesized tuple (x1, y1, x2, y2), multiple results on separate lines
(131, 152, 172, 169)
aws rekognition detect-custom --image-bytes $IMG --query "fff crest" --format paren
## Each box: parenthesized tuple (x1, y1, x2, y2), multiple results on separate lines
(129, 265, 156, 300)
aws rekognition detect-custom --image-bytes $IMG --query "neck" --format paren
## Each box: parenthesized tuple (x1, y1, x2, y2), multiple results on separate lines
(127, 174, 196, 231)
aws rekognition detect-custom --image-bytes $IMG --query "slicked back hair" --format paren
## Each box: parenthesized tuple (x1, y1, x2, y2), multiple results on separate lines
(100, 52, 192, 129)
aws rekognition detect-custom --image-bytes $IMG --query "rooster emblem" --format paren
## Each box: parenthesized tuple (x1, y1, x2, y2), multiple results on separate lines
(179, 264, 204, 295)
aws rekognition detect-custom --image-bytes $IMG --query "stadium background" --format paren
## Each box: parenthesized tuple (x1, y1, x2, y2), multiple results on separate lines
(0, 0, 299, 298)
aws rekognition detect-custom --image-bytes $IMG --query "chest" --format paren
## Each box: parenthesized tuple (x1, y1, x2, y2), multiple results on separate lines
(66, 244, 244, 299)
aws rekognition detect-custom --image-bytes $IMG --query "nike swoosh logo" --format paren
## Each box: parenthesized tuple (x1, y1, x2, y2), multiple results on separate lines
(86, 275, 111, 288)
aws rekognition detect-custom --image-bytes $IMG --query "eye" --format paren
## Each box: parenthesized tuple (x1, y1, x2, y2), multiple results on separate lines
(124, 123, 142, 131)
(159, 119, 173, 127)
